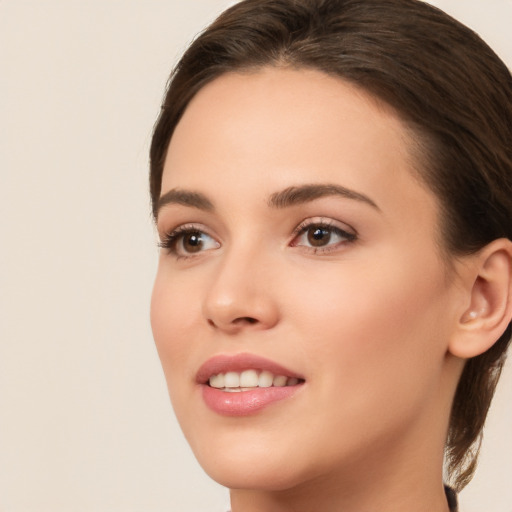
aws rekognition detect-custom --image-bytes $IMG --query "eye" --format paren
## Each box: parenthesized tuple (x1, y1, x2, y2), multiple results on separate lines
(291, 220, 356, 252)
(159, 225, 220, 258)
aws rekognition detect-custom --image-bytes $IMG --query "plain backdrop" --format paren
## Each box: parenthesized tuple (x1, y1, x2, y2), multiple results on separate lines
(1, 1, 511, 511)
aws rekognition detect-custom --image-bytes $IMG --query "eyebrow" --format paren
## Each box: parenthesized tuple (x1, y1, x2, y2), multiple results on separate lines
(268, 183, 380, 210)
(157, 189, 214, 214)
(156, 182, 379, 217)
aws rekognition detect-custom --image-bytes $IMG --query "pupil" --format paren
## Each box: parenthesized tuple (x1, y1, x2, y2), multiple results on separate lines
(184, 232, 203, 252)
(308, 227, 331, 247)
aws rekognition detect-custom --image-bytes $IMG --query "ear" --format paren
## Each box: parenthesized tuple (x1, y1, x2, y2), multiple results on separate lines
(449, 238, 512, 359)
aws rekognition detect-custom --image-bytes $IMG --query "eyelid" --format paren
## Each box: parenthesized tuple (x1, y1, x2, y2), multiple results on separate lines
(292, 217, 357, 238)
(290, 217, 357, 251)
(158, 222, 205, 240)
(158, 223, 220, 258)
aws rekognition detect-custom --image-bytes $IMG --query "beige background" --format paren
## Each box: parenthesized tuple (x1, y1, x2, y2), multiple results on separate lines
(1, 1, 510, 511)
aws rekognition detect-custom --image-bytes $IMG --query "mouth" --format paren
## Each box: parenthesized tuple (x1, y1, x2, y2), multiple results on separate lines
(197, 353, 305, 416)
(209, 369, 302, 392)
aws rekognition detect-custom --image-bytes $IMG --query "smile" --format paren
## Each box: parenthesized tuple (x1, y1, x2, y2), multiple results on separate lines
(197, 353, 305, 416)
(209, 370, 301, 391)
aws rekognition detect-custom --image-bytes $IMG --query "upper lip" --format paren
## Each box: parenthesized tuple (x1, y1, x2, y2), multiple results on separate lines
(196, 352, 304, 384)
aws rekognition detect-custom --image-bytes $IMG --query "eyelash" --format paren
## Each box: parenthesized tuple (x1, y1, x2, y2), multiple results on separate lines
(291, 219, 357, 254)
(158, 219, 357, 259)
(158, 224, 217, 260)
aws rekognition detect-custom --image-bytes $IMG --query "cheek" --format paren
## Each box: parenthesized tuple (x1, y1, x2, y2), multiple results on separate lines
(289, 255, 452, 404)
(150, 269, 199, 385)
(276, 260, 454, 468)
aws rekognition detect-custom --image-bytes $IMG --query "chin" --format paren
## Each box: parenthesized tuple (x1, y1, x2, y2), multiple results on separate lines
(202, 457, 308, 492)
(188, 432, 315, 492)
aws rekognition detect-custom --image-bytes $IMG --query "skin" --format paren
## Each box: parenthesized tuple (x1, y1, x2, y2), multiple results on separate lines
(151, 67, 482, 512)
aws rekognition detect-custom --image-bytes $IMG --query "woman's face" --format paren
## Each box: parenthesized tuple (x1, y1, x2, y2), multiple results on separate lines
(151, 68, 465, 492)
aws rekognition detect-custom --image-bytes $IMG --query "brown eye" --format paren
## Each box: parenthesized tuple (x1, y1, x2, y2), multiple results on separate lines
(181, 232, 204, 253)
(307, 227, 332, 247)
(159, 227, 220, 257)
(292, 222, 356, 252)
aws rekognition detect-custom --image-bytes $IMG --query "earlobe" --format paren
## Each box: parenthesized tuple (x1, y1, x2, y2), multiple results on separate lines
(449, 239, 512, 359)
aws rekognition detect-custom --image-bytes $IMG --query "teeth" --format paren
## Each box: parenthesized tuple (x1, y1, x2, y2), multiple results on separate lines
(208, 370, 302, 390)
(258, 371, 273, 388)
(209, 373, 225, 388)
(240, 369, 259, 387)
(273, 375, 288, 387)
(224, 371, 240, 388)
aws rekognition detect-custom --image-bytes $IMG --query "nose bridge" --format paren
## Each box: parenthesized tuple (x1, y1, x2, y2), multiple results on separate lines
(202, 235, 278, 332)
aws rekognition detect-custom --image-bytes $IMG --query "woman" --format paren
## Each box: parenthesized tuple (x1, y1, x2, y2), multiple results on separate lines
(149, 1, 512, 510)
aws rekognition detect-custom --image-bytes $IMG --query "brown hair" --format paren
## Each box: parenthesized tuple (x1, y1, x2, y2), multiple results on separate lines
(150, 0, 512, 490)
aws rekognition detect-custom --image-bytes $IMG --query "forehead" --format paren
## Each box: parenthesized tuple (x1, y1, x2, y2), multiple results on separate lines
(162, 67, 438, 229)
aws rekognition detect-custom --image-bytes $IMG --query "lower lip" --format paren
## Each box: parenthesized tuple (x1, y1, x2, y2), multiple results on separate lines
(201, 384, 302, 416)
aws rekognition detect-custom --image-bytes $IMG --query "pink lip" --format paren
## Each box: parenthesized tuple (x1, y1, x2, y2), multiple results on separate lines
(196, 353, 305, 417)
(196, 352, 304, 384)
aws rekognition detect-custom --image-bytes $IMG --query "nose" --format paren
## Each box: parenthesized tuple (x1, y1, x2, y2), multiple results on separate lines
(202, 248, 280, 334)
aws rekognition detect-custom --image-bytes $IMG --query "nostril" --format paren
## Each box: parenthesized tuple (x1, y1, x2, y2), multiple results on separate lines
(207, 317, 257, 328)
(235, 317, 258, 325)
(206, 315, 263, 330)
